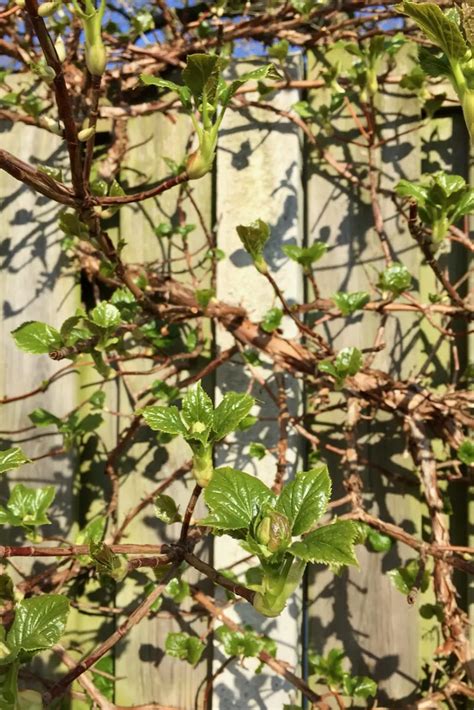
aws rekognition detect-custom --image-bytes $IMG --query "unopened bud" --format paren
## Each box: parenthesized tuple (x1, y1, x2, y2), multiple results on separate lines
(78, 126, 96, 141)
(38, 2, 59, 17)
(256, 510, 291, 553)
(55, 36, 66, 63)
(86, 41, 107, 77)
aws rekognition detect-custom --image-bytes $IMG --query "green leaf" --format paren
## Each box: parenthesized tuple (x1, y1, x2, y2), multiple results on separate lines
(399, 1, 468, 61)
(90, 542, 128, 582)
(396, 179, 430, 203)
(0, 484, 55, 528)
(418, 46, 452, 77)
(282, 242, 327, 269)
(276, 465, 331, 536)
(90, 656, 114, 703)
(89, 302, 121, 329)
(11, 321, 61, 354)
(387, 559, 430, 595)
(249, 442, 267, 460)
(290, 520, 359, 565)
(182, 53, 224, 104)
(76, 517, 106, 548)
(0, 663, 19, 707)
(367, 529, 393, 553)
(165, 632, 205, 665)
(342, 674, 377, 699)
(212, 392, 255, 441)
(215, 625, 264, 657)
(236, 219, 270, 273)
(165, 578, 190, 603)
(7, 595, 69, 659)
(0, 574, 14, 605)
(181, 383, 213, 443)
(196, 288, 215, 308)
(0, 448, 31, 475)
(377, 262, 412, 295)
(332, 291, 370, 316)
(141, 405, 188, 436)
(28, 408, 61, 428)
(89, 390, 106, 409)
(154, 494, 181, 523)
(202, 467, 275, 530)
(336, 347, 362, 376)
(268, 39, 289, 61)
(458, 439, 474, 465)
(261, 307, 283, 333)
(309, 647, 346, 685)
(221, 64, 280, 106)
(140, 74, 192, 109)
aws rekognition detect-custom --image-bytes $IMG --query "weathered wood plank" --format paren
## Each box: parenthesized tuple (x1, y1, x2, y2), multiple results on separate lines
(0, 121, 78, 548)
(114, 111, 212, 709)
(306, 50, 424, 704)
(213, 59, 304, 708)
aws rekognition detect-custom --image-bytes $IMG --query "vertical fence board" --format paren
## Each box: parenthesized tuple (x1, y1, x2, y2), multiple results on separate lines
(114, 112, 212, 708)
(306, 51, 425, 704)
(0, 121, 79, 690)
(0, 122, 78, 548)
(213, 59, 304, 708)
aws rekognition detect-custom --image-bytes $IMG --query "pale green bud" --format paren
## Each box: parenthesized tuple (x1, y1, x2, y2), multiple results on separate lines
(78, 126, 96, 141)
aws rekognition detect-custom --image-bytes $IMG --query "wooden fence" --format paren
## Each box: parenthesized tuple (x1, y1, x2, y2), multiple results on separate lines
(0, 56, 471, 709)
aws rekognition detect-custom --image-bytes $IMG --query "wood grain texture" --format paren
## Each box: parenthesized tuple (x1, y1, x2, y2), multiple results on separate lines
(114, 112, 212, 709)
(306, 50, 425, 704)
(213, 59, 304, 709)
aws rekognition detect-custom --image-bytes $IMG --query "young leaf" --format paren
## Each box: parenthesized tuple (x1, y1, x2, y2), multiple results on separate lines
(309, 647, 346, 685)
(7, 595, 69, 659)
(276, 465, 332, 536)
(141, 405, 188, 437)
(366, 529, 393, 553)
(332, 291, 370, 316)
(378, 262, 412, 295)
(282, 242, 327, 269)
(165, 578, 190, 603)
(236, 219, 270, 273)
(249, 442, 267, 460)
(181, 382, 214, 443)
(11, 321, 61, 354)
(165, 632, 205, 665)
(342, 674, 377, 699)
(387, 559, 430, 595)
(28, 408, 61, 428)
(202, 467, 275, 530)
(220, 64, 280, 106)
(140, 74, 192, 109)
(399, 1, 468, 61)
(89, 302, 121, 329)
(212, 392, 254, 441)
(290, 520, 359, 565)
(182, 53, 224, 104)
(76, 517, 107, 547)
(215, 625, 264, 657)
(261, 307, 283, 333)
(154, 494, 181, 523)
(0, 484, 55, 528)
(458, 439, 474, 465)
(0, 447, 31, 475)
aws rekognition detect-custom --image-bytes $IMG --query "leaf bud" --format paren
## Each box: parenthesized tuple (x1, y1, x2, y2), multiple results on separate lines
(78, 126, 96, 142)
(255, 510, 291, 553)
(54, 36, 66, 63)
(38, 2, 59, 17)
(86, 41, 107, 77)
(236, 219, 270, 274)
